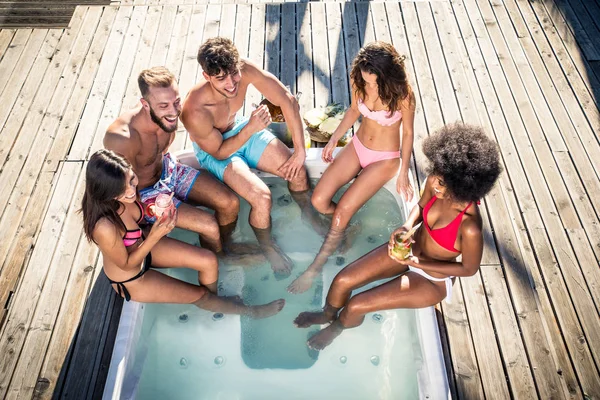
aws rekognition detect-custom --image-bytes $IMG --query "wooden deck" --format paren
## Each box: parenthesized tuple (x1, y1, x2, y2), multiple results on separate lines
(0, 0, 599, 398)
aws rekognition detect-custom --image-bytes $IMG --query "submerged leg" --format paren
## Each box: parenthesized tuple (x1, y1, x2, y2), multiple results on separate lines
(252, 224, 294, 280)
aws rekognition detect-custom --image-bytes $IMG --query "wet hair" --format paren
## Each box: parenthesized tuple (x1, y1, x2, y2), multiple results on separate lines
(350, 41, 414, 115)
(423, 123, 502, 203)
(138, 66, 176, 99)
(197, 37, 241, 77)
(81, 149, 130, 242)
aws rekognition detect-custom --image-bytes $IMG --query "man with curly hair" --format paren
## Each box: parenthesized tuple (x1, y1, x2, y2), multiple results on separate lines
(181, 37, 313, 279)
(294, 122, 503, 350)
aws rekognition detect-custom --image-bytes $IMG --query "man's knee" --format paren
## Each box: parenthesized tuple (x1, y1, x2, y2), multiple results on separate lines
(218, 190, 240, 215)
(201, 215, 221, 241)
(249, 187, 272, 213)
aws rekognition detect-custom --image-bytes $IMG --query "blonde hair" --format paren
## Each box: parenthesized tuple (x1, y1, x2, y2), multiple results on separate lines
(137, 66, 176, 98)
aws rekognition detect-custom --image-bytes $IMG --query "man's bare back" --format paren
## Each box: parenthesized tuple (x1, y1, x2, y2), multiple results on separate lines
(104, 106, 174, 190)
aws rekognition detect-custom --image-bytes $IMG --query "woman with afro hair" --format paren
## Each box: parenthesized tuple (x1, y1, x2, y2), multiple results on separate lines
(293, 123, 502, 350)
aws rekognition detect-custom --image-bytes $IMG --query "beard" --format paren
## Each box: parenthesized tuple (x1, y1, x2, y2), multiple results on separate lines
(149, 106, 178, 133)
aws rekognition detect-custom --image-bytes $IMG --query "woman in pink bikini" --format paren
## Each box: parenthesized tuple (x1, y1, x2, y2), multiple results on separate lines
(82, 149, 284, 318)
(288, 41, 416, 294)
(294, 123, 502, 350)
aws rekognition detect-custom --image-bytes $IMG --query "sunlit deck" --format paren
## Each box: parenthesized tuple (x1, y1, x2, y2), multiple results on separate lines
(0, 0, 599, 398)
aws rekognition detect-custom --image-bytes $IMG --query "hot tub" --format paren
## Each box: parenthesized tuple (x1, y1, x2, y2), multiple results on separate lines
(102, 148, 449, 400)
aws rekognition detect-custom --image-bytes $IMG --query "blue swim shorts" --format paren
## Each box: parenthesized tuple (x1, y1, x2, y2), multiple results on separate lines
(193, 117, 276, 181)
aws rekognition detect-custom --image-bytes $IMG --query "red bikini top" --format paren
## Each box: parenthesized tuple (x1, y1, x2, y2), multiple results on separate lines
(423, 196, 473, 253)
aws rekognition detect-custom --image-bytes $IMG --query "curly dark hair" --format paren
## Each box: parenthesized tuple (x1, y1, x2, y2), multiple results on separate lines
(197, 37, 241, 76)
(423, 123, 502, 202)
(350, 41, 414, 115)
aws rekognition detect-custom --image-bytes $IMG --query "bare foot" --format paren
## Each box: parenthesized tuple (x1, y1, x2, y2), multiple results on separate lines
(287, 270, 318, 294)
(248, 299, 286, 319)
(265, 245, 294, 280)
(307, 321, 345, 350)
(294, 311, 335, 328)
(338, 223, 363, 254)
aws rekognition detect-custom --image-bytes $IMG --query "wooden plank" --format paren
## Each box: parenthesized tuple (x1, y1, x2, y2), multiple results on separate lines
(65, 6, 133, 162)
(33, 223, 100, 399)
(0, 29, 48, 134)
(539, 0, 600, 121)
(265, 3, 280, 79)
(0, 10, 87, 268)
(310, 3, 330, 108)
(41, 6, 117, 172)
(461, 272, 511, 399)
(121, 5, 160, 110)
(442, 279, 486, 399)
(0, 29, 15, 64)
(480, 266, 538, 399)
(6, 162, 87, 399)
(510, 0, 600, 298)
(370, 2, 390, 43)
(245, 4, 264, 115)
(0, 7, 104, 335)
(545, 0, 600, 60)
(86, 6, 148, 157)
(148, 5, 178, 67)
(416, 2, 461, 124)
(355, 2, 374, 46)
(166, 5, 192, 78)
(457, 0, 592, 396)
(341, 2, 362, 137)
(459, 6, 580, 400)
(162, 4, 192, 154)
(504, 0, 600, 204)
(296, 3, 315, 117)
(280, 3, 296, 93)
(57, 269, 120, 398)
(0, 162, 81, 399)
(90, 292, 123, 399)
(0, 29, 31, 96)
(385, 2, 429, 193)
(0, 30, 61, 170)
(563, 0, 600, 59)
(178, 4, 207, 152)
(481, 2, 600, 388)
(525, 0, 600, 164)
(326, 2, 349, 108)
(219, 4, 236, 40)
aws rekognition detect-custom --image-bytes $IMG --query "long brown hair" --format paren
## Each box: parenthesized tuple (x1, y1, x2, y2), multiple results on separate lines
(81, 149, 130, 243)
(350, 41, 413, 116)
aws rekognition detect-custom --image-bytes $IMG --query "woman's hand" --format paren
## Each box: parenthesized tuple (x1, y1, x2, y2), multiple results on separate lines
(396, 170, 414, 202)
(149, 207, 177, 239)
(387, 226, 416, 262)
(321, 139, 337, 163)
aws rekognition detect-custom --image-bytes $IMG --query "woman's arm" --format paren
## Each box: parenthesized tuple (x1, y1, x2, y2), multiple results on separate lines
(396, 93, 416, 200)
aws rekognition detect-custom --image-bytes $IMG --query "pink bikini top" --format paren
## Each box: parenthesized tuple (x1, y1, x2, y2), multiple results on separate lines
(357, 98, 402, 126)
(123, 201, 145, 247)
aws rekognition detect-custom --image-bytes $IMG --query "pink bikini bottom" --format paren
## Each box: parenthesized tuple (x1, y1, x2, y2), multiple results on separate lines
(352, 135, 401, 169)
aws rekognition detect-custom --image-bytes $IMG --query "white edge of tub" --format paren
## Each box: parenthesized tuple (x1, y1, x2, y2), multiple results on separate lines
(103, 147, 450, 400)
